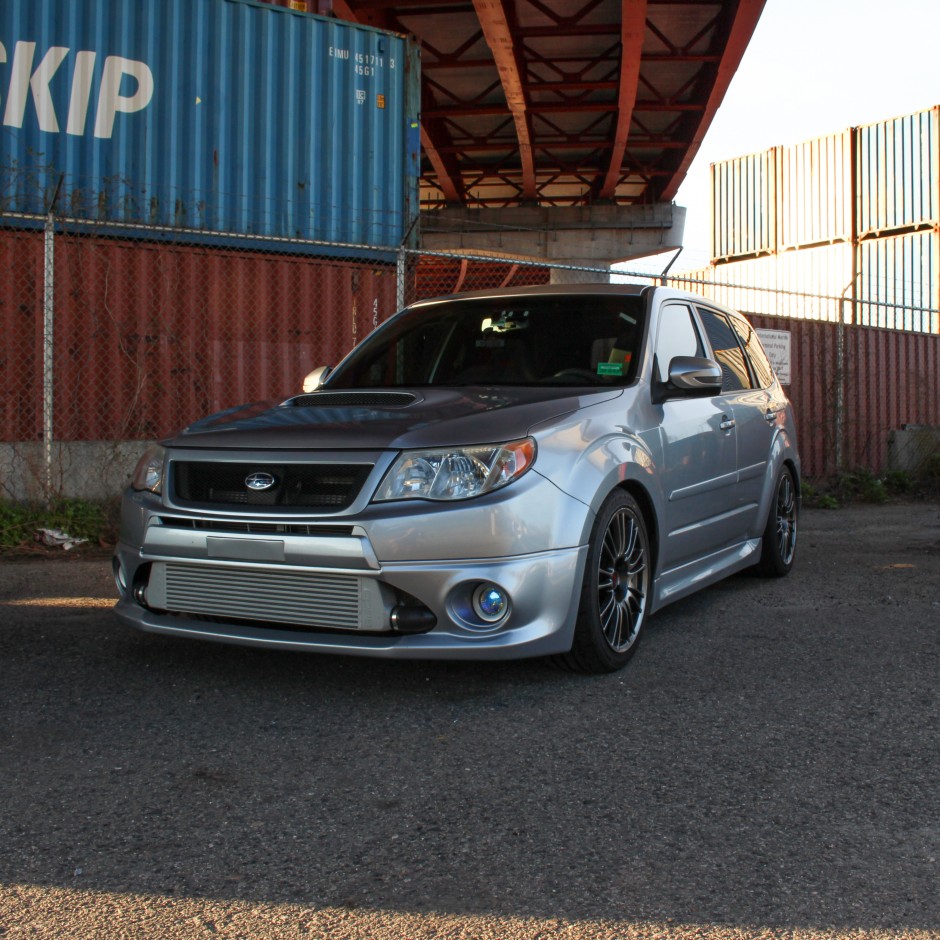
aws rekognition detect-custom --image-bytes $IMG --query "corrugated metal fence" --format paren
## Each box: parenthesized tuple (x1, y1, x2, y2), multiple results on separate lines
(0, 215, 400, 499)
(0, 226, 396, 442)
(1, 225, 938, 499)
(745, 314, 940, 479)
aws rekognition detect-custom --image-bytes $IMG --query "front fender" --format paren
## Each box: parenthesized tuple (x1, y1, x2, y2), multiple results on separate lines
(532, 404, 666, 548)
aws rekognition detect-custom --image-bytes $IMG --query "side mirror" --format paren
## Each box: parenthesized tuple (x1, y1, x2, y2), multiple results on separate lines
(667, 356, 723, 393)
(302, 366, 332, 393)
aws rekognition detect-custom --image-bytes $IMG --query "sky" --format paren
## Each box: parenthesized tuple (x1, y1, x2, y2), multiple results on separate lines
(632, 0, 940, 274)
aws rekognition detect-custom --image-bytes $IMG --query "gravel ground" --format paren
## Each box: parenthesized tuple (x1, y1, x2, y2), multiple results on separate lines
(0, 502, 938, 940)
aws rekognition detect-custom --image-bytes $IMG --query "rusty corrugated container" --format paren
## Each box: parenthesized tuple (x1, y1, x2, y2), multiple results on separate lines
(0, 228, 398, 443)
(778, 130, 852, 250)
(839, 323, 940, 469)
(857, 107, 940, 237)
(0, 229, 43, 442)
(858, 229, 940, 333)
(711, 131, 856, 260)
(745, 315, 940, 477)
(848, 325, 939, 459)
(746, 316, 839, 477)
(0, 0, 420, 251)
(679, 244, 853, 322)
(710, 107, 940, 262)
(683, 236, 939, 332)
(709, 132, 854, 259)
(709, 148, 777, 260)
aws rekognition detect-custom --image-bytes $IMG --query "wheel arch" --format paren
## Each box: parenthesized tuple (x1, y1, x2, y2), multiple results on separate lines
(783, 455, 801, 494)
(755, 431, 801, 533)
(616, 479, 660, 581)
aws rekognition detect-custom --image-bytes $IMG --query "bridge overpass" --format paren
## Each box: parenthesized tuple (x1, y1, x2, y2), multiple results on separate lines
(287, 0, 766, 267)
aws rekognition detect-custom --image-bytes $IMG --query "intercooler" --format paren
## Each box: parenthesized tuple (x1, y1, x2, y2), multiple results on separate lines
(143, 562, 391, 631)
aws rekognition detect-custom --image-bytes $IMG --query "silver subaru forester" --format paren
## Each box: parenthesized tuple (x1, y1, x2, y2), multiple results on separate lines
(114, 285, 800, 673)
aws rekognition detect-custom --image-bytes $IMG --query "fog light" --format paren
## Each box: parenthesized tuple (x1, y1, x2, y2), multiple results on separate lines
(472, 583, 509, 623)
(133, 583, 147, 606)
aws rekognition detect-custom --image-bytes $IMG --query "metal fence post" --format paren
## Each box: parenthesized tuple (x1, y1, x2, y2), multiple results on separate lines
(835, 317, 845, 472)
(42, 211, 55, 504)
(396, 244, 408, 311)
(41, 176, 65, 504)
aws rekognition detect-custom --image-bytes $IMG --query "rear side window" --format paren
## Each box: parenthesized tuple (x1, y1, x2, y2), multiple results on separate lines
(697, 308, 752, 391)
(728, 315, 775, 389)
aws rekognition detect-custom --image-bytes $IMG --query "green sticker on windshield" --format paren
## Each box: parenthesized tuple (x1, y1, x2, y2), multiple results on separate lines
(597, 362, 625, 376)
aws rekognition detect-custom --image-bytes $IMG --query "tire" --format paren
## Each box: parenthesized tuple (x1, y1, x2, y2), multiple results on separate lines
(557, 490, 651, 674)
(755, 466, 798, 577)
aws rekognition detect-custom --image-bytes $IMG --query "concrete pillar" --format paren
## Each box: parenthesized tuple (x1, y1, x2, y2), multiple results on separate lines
(420, 203, 686, 271)
(547, 262, 611, 284)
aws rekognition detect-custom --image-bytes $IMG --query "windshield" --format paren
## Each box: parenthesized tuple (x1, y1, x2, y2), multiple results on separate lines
(327, 295, 647, 389)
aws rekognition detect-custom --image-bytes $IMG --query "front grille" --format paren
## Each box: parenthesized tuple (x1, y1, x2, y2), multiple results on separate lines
(172, 462, 372, 510)
(158, 517, 355, 537)
(287, 392, 416, 408)
(161, 563, 362, 630)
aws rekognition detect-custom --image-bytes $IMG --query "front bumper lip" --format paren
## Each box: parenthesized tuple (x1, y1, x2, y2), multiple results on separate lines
(112, 544, 587, 661)
(114, 598, 575, 660)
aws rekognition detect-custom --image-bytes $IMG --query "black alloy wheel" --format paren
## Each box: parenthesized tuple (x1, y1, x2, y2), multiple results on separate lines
(756, 465, 798, 577)
(559, 489, 651, 674)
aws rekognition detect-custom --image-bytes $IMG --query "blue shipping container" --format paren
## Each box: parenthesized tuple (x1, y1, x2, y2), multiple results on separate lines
(0, 0, 420, 249)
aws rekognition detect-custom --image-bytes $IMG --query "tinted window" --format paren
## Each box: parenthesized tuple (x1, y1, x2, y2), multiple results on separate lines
(697, 308, 752, 391)
(653, 303, 703, 384)
(728, 315, 775, 389)
(327, 295, 648, 388)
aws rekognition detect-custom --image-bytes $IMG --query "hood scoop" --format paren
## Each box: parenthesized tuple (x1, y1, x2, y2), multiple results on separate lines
(285, 391, 418, 409)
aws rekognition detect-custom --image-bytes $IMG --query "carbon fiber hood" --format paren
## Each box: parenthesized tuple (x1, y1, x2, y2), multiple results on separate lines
(169, 387, 625, 450)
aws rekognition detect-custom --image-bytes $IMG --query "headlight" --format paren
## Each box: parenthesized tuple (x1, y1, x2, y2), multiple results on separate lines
(131, 444, 167, 494)
(374, 438, 536, 502)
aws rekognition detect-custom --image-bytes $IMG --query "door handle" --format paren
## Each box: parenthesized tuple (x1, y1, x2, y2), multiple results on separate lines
(720, 417, 736, 431)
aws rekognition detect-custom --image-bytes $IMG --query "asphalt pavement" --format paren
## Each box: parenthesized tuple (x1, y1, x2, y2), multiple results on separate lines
(1, 502, 938, 940)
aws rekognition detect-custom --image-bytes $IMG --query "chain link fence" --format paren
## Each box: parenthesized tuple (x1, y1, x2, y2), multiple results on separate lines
(2, 217, 938, 501)
(0, 212, 399, 500)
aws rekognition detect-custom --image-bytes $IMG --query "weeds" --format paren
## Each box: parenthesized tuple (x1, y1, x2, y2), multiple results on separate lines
(0, 498, 120, 553)
(833, 468, 888, 504)
(920, 454, 940, 495)
(882, 469, 915, 495)
(802, 462, 939, 509)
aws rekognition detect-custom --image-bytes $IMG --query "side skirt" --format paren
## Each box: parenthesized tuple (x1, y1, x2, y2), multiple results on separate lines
(650, 538, 761, 614)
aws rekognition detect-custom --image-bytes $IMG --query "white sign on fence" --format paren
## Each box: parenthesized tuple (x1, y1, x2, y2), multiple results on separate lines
(756, 329, 791, 385)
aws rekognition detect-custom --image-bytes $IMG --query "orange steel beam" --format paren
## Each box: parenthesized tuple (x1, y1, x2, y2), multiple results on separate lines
(598, 0, 647, 199)
(324, 0, 763, 208)
(471, 0, 537, 200)
(421, 126, 465, 203)
(659, 0, 766, 201)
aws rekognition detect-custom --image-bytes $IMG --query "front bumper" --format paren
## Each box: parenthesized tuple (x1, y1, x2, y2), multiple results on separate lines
(113, 460, 594, 660)
(113, 541, 587, 660)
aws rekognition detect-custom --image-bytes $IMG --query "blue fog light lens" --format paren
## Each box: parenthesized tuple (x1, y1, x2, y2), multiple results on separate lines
(473, 583, 509, 623)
